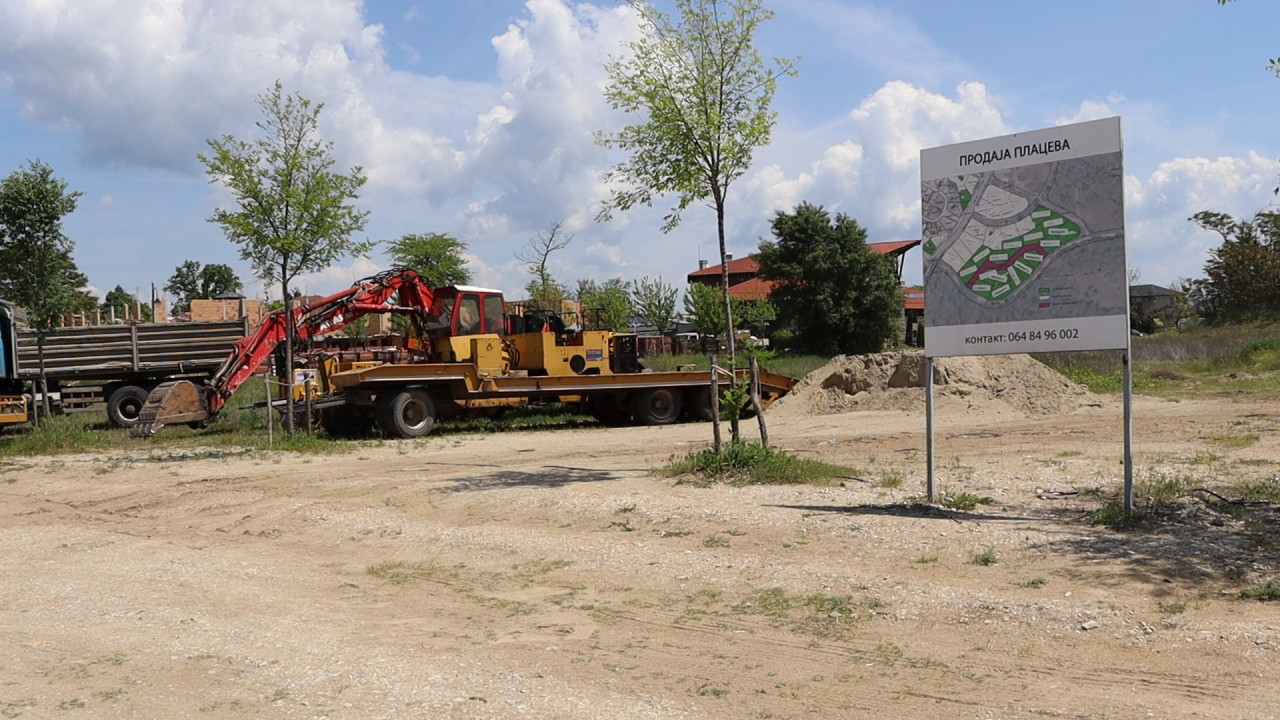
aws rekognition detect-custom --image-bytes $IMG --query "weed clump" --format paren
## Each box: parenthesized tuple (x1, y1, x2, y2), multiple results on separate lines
(662, 441, 852, 486)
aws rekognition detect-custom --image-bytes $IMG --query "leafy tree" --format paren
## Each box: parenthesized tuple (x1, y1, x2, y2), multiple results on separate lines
(597, 0, 796, 360)
(683, 282, 728, 336)
(632, 276, 679, 333)
(577, 277, 634, 331)
(1184, 209, 1280, 323)
(385, 232, 473, 288)
(102, 285, 153, 322)
(0, 160, 84, 334)
(757, 202, 903, 355)
(165, 260, 244, 314)
(199, 80, 372, 433)
(519, 221, 572, 311)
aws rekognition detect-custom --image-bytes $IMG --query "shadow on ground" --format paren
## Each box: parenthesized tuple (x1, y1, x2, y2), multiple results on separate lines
(436, 465, 624, 492)
(766, 502, 1037, 523)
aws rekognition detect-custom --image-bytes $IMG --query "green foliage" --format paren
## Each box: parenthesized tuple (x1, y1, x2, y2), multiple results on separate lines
(971, 547, 998, 566)
(198, 80, 372, 302)
(940, 492, 994, 511)
(385, 232, 472, 288)
(0, 160, 85, 334)
(165, 260, 244, 314)
(632, 275, 678, 333)
(770, 328, 794, 352)
(1239, 580, 1280, 601)
(101, 285, 153, 322)
(684, 283, 727, 336)
(662, 441, 852, 486)
(597, 0, 796, 354)
(1184, 209, 1280, 323)
(577, 277, 634, 331)
(757, 202, 904, 355)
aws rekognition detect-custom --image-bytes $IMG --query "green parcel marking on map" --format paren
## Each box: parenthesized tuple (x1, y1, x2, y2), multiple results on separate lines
(963, 207, 1080, 301)
(959, 189, 972, 211)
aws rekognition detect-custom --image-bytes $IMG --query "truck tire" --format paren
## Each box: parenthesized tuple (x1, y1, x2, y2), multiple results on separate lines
(106, 385, 151, 428)
(686, 386, 716, 423)
(322, 405, 373, 438)
(629, 387, 683, 426)
(586, 395, 631, 426)
(375, 389, 436, 438)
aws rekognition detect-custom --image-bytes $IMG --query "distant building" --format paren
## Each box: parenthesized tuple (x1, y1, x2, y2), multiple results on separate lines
(687, 242, 924, 343)
(1129, 284, 1181, 315)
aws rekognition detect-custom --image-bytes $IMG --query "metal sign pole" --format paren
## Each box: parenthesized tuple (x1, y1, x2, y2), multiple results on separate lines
(1123, 348, 1134, 514)
(925, 356, 936, 503)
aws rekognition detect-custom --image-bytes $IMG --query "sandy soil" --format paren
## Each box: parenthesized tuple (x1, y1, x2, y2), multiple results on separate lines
(2, 379, 1279, 719)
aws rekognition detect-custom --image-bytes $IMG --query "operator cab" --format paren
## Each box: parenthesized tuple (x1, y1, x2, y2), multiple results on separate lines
(425, 286, 507, 338)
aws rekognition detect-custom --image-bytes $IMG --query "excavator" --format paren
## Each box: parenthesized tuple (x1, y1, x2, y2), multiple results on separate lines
(133, 268, 441, 436)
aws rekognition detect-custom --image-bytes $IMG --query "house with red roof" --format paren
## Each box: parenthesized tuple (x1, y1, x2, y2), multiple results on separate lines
(686, 240, 925, 344)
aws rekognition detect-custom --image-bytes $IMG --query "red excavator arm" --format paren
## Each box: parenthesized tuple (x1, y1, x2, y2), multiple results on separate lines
(133, 268, 438, 436)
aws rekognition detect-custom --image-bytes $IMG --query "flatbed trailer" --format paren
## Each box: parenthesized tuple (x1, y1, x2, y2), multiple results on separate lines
(319, 359, 798, 438)
(15, 320, 248, 427)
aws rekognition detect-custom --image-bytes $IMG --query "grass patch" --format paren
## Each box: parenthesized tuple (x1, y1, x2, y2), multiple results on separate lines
(1017, 577, 1047, 588)
(940, 491, 994, 511)
(1208, 433, 1260, 449)
(366, 561, 458, 585)
(1239, 580, 1280, 601)
(971, 547, 998, 566)
(661, 441, 853, 486)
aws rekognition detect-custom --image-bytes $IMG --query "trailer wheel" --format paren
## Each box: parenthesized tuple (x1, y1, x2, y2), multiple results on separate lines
(629, 387, 683, 426)
(686, 386, 716, 423)
(322, 405, 373, 438)
(586, 395, 631, 426)
(106, 385, 150, 428)
(376, 389, 436, 438)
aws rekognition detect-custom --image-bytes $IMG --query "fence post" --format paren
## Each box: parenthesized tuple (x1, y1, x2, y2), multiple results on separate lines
(709, 355, 722, 454)
(750, 355, 768, 448)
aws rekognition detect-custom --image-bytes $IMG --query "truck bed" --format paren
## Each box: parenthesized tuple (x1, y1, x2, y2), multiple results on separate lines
(16, 321, 247, 382)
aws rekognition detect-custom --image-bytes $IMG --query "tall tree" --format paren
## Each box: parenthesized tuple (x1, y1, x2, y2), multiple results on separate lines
(1184, 209, 1280, 322)
(199, 81, 372, 433)
(757, 202, 903, 355)
(683, 282, 728, 336)
(597, 0, 796, 360)
(165, 260, 244, 314)
(518, 221, 572, 311)
(385, 232, 473, 288)
(0, 160, 84, 334)
(632, 275, 679, 333)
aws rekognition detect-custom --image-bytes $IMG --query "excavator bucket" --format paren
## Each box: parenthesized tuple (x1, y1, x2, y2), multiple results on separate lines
(131, 380, 210, 437)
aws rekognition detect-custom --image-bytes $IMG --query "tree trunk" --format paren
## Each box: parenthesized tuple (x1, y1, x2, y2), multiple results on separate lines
(714, 190, 739, 444)
(282, 264, 296, 438)
(751, 355, 768, 448)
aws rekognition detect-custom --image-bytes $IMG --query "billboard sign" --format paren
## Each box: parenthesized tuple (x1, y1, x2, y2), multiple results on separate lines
(920, 117, 1128, 357)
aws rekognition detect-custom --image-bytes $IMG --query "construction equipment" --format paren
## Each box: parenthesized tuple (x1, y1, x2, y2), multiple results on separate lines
(0, 301, 27, 428)
(133, 269, 436, 436)
(133, 268, 797, 438)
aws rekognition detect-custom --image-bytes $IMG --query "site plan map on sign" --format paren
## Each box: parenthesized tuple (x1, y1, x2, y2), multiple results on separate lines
(920, 117, 1129, 357)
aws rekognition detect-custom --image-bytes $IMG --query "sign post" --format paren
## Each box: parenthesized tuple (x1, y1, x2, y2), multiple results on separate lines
(920, 117, 1133, 509)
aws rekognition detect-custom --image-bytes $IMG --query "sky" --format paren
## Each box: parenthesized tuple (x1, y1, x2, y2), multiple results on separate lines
(1, 0, 1278, 308)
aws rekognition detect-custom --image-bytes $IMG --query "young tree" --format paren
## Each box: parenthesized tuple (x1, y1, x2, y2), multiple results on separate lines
(577, 277, 634, 331)
(597, 0, 796, 360)
(199, 81, 372, 433)
(757, 202, 903, 355)
(1184, 209, 1280, 322)
(165, 260, 244, 313)
(683, 282, 727, 336)
(632, 276, 679, 333)
(0, 160, 85, 419)
(385, 232, 473, 288)
(519, 221, 572, 311)
(0, 161, 84, 333)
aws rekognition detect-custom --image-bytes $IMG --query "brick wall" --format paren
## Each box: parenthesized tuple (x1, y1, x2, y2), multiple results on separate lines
(189, 298, 263, 326)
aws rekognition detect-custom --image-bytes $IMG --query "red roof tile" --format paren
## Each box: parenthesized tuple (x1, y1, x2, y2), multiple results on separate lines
(688, 256, 761, 278)
(868, 240, 922, 256)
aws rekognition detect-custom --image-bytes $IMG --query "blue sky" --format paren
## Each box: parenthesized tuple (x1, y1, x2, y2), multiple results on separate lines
(1, 0, 1277, 307)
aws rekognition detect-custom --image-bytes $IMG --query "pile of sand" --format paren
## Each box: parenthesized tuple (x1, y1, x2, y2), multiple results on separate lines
(768, 351, 1096, 418)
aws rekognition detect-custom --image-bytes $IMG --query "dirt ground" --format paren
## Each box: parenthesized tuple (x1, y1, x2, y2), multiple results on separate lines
(2, 364, 1279, 718)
